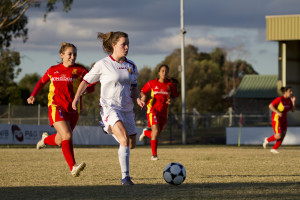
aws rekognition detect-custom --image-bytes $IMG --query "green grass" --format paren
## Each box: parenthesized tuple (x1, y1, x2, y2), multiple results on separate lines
(1, 145, 300, 199)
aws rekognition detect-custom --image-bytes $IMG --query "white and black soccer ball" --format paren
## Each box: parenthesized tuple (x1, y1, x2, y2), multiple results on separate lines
(163, 162, 186, 185)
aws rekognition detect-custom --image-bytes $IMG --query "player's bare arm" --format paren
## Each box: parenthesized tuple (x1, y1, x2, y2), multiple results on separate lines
(72, 81, 89, 110)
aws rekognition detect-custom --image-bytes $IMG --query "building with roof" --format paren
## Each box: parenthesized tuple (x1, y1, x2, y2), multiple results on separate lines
(238, 14, 300, 126)
(266, 14, 300, 105)
(234, 74, 278, 115)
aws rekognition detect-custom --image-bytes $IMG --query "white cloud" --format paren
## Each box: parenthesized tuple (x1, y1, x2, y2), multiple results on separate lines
(11, 0, 300, 82)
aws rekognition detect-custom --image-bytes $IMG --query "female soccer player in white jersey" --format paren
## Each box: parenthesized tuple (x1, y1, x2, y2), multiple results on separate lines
(72, 31, 144, 185)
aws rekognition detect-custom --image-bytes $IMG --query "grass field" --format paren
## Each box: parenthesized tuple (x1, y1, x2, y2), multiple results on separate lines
(1, 145, 300, 199)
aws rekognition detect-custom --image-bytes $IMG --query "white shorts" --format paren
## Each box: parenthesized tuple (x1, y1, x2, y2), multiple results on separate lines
(100, 107, 137, 136)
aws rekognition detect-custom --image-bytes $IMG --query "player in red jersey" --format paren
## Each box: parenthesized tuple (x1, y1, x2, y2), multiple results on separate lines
(27, 42, 95, 177)
(263, 86, 296, 154)
(138, 64, 179, 160)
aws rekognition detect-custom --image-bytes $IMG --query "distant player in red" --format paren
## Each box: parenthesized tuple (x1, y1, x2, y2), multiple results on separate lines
(27, 42, 94, 177)
(139, 64, 179, 160)
(263, 86, 296, 153)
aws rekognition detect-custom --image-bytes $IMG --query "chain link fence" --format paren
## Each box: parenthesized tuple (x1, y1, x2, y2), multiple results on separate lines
(0, 104, 272, 144)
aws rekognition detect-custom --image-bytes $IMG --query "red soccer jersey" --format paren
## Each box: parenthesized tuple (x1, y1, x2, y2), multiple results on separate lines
(141, 78, 179, 117)
(31, 63, 93, 112)
(271, 96, 293, 122)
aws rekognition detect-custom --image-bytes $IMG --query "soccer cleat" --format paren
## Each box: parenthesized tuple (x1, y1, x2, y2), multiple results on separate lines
(36, 132, 48, 150)
(151, 155, 159, 161)
(121, 176, 134, 185)
(263, 137, 268, 149)
(71, 162, 86, 177)
(139, 127, 150, 142)
(270, 149, 279, 154)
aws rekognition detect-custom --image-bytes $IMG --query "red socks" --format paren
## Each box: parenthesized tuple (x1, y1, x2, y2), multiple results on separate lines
(267, 135, 276, 143)
(44, 135, 75, 170)
(272, 139, 283, 150)
(61, 140, 76, 170)
(44, 134, 57, 146)
(69, 140, 75, 162)
(144, 129, 152, 138)
(268, 135, 283, 150)
(151, 140, 158, 156)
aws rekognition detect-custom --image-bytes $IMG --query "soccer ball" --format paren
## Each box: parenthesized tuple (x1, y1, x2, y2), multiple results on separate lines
(163, 162, 186, 185)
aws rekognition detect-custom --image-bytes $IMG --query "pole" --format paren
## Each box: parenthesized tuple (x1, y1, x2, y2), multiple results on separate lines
(282, 42, 286, 87)
(38, 104, 40, 125)
(238, 113, 243, 147)
(180, 0, 186, 144)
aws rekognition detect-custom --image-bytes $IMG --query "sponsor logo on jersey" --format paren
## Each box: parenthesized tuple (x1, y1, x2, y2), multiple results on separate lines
(153, 91, 169, 95)
(51, 77, 75, 82)
(72, 69, 78, 75)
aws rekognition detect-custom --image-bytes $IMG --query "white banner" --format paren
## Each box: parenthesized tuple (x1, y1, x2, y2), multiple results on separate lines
(0, 124, 144, 145)
(226, 127, 300, 145)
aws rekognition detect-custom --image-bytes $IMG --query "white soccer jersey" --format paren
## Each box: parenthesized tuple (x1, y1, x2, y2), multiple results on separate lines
(83, 55, 138, 111)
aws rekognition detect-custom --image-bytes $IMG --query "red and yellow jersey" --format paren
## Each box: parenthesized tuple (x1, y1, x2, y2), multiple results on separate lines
(31, 63, 94, 112)
(141, 78, 178, 117)
(271, 96, 293, 122)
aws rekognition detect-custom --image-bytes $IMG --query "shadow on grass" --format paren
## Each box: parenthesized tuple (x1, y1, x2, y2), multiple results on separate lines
(1, 182, 300, 200)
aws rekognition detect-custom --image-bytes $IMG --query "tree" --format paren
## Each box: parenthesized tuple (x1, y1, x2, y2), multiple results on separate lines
(18, 73, 49, 105)
(0, 49, 21, 104)
(0, 0, 73, 105)
(0, 0, 73, 49)
(137, 45, 258, 114)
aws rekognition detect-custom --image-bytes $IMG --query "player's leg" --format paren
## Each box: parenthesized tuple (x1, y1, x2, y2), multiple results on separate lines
(36, 106, 59, 149)
(111, 121, 134, 185)
(271, 121, 287, 153)
(67, 112, 79, 161)
(150, 124, 160, 160)
(129, 134, 136, 149)
(263, 119, 279, 149)
(139, 113, 153, 141)
(139, 127, 151, 141)
(271, 120, 286, 152)
(54, 121, 75, 168)
(150, 115, 167, 160)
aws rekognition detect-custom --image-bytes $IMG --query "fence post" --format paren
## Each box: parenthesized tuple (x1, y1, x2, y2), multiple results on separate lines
(38, 104, 40, 125)
(8, 103, 11, 124)
(228, 107, 232, 127)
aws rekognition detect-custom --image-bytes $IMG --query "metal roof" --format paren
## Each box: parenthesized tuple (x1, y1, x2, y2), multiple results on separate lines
(266, 14, 300, 41)
(235, 75, 278, 98)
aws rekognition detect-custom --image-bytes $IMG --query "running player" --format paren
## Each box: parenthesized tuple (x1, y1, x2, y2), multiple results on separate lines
(72, 31, 144, 185)
(139, 64, 179, 160)
(27, 42, 95, 177)
(263, 86, 296, 153)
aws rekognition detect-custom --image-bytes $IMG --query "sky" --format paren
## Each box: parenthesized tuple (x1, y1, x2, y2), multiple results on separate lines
(10, 0, 300, 82)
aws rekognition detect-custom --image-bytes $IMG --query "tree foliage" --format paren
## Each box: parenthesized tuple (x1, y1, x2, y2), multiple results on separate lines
(0, 49, 21, 104)
(0, 0, 73, 49)
(137, 45, 257, 113)
(0, 0, 73, 105)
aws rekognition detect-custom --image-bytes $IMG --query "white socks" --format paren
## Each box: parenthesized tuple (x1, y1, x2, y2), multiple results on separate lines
(118, 145, 130, 179)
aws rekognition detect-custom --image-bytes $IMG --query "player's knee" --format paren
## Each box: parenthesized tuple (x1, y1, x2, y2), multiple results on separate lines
(275, 134, 283, 140)
(119, 138, 129, 147)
